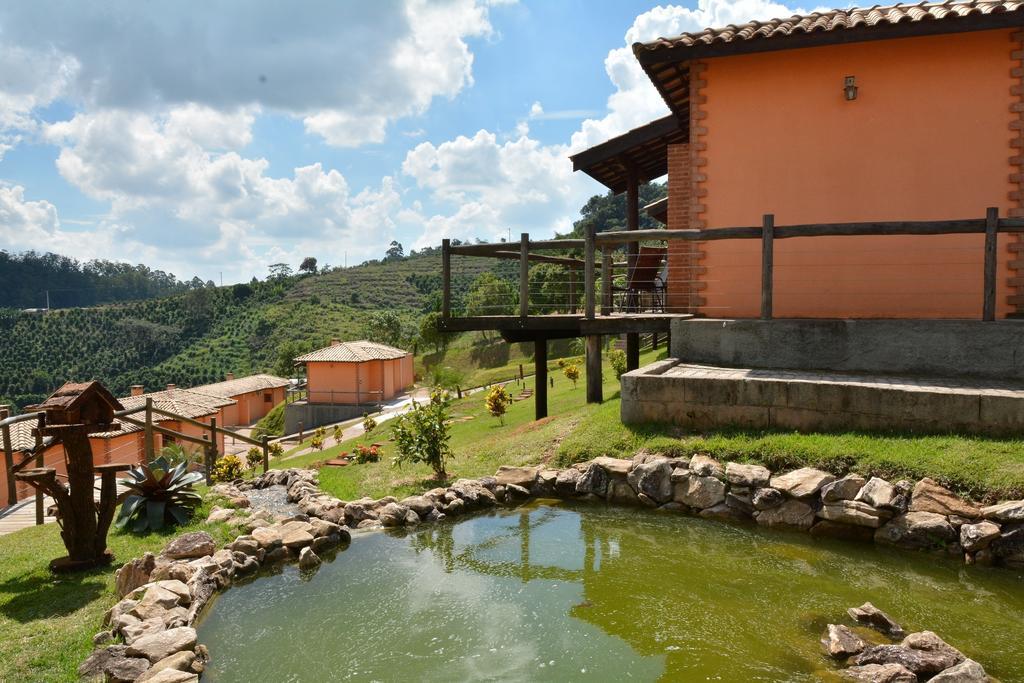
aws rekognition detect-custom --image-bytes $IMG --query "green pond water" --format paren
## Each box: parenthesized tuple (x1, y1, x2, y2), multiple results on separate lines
(198, 502, 1024, 682)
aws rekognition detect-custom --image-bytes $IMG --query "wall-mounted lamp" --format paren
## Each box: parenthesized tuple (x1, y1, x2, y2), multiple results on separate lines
(844, 75, 858, 101)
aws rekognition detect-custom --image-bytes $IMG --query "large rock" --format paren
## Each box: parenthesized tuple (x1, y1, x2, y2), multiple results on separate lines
(673, 474, 726, 509)
(847, 603, 905, 638)
(770, 468, 835, 499)
(989, 523, 1024, 568)
(554, 468, 582, 497)
(818, 500, 892, 529)
(576, 463, 609, 498)
(901, 631, 964, 667)
(378, 502, 412, 527)
(822, 474, 867, 503)
(250, 526, 283, 549)
(116, 553, 156, 598)
(959, 520, 1001, 552)
(821, 624, 866, 658)
(140, 670, 199, 683)
(298, 546, 322, 570)
(399, 496, 436, 518)
(840, 663, 917, 682)
(855, 477, 898, 509)
(592, 456, 632, 476)
(725, 462, 770, 488)
(689, 455, 725, 479)
(909, 478, 980, 518)
(875, 512, 957, 550)
(852, 644, 961, 676)
(756, 499, 815, 530)
(136, 651, 196, 682)
(981, 500, 1024, 523)
(929, 658, 988, 682)
(162, 532, 215, 560)
(752, 487, 784, 511)
(281, 527, 314, 549)
(627, 460, 674, 504)
(78, 645, 151, 682)
(125, 627, 198, 663)
(494, 465, 540, 488)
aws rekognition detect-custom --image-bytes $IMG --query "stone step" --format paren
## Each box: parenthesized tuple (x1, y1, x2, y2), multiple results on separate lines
(621, 361, 1024, 436)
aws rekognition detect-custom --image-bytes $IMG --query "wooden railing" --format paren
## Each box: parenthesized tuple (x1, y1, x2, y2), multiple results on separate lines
(440, 208, 1024, 323)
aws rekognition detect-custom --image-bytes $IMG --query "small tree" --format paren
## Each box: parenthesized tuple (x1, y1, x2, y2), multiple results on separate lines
(385, 240, 405, 260)
(332, 425, 344, 442)
(362, 412, 377, 434)
(268, 442, 284, 458)
(391, 391, 453, 480)
(485, 385, 513, 425)
(299, 256, 318, 274)
(310, 426, 327, 451)
(609, 349, 627, 379)
(563, 363, 580, 389)
(268, 263, 293, 280)
(245, 446, 264, 471)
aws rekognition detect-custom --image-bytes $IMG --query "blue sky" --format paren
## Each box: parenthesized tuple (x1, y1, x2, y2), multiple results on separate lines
(0, 0, 805, 284)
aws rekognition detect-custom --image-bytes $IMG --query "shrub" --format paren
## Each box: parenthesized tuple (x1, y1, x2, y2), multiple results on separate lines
(268, 442, 284, 458)
(391, 390, 452, 480)
(485, 385, 513, 425)
(362, 412, 377, 435)
(332, 425, 344, 442)
(211, 454, 245, 483)
(353, 443, 381, 464)
(245, 446, 264, 471)
(609, 349, 627, 379)
(157, 442, 199, 469)
(116, 456, 203, 532)
(563, 363, 580, 389)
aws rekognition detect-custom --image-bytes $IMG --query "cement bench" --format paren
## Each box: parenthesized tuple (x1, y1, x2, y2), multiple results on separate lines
(620, 360, 1024, 436)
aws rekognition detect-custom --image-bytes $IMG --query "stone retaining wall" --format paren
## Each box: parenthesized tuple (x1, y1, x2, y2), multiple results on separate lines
(79, 459, 1023, 681)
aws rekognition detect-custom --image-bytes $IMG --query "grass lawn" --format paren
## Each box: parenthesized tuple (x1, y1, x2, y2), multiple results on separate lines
(282, 346, 1024, 504)
(0, 497, 236, 682)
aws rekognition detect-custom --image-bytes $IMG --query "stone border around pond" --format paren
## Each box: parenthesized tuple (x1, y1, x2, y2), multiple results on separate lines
(79, 456, 1023, 682)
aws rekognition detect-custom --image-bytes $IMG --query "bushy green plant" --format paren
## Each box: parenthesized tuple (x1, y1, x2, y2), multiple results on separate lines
(245, 446, 264, 471)
(391, 390, 452, 480)
(268, 442, 284, 458)
(563, 363, 580, 389)
(609, 348, 627, 380)
(211, 454, 244, 483)
(333, 425, 344, 442)
(116, 456, 203, 532)
(353, 443, 381, 464)
(156, 442, 199, 468)
(362, 412, 378, 434)
(485, 385, 513, 425)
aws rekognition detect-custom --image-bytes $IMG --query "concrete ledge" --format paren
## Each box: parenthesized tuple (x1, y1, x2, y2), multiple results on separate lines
(670, 319, 1024, 381)
(284, 401, 376, 434)
(621, 362, 1024, 436)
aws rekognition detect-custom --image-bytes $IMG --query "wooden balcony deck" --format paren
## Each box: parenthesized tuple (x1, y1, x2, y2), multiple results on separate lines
(438, 312, 689, 341)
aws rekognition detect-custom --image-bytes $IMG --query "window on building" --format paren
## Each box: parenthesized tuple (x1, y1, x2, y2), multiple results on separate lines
(264, 392, 272, 403)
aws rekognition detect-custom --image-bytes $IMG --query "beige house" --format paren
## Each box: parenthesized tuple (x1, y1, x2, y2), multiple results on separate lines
(294, 340, 414, 405)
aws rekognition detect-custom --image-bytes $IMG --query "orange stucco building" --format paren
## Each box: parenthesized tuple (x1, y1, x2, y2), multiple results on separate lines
(576, 1, 1024, 320)
(294, 340, 414, 404)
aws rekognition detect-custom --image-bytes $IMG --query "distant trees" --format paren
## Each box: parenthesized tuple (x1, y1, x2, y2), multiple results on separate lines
(464, 272, 515, 339)
(419, 311, 447, 353)
(299, 257, 318, 275)
(385, 241, 405, 261)
(268, 263, 293, 279)
(366, 310, 407, 347)
(562, 181, 667, 239)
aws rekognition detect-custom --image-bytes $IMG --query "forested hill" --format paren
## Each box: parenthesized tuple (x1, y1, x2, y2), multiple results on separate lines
(0, 182, 665, 410)
(0, 250, 507, 409)
(0, 251, 206, 309)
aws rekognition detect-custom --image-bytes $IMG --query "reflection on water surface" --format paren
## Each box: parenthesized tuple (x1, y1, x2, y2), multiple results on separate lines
(198, 501, 1024, 682)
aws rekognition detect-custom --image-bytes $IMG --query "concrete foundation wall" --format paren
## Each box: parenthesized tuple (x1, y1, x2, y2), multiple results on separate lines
(670, 319, 1024, 381)
(284, 401, 373, 435)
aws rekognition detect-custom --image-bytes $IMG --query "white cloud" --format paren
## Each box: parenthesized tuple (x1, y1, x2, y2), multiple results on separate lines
(0, 183, 59, 238)
(0, 0, 496, 148)
(570, 0, 818, 152)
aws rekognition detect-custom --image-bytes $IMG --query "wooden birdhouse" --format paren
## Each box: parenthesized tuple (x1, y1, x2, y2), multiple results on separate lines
(27, 381, 123, 435)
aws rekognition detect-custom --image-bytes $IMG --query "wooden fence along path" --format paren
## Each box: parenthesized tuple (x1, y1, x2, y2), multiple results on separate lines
(0, 398, 271, 533)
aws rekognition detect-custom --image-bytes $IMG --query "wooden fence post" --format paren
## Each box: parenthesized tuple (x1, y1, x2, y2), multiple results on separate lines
(0, 406, 14, 507)
(204, 417, 217, 485)
(601, 248, 612, 316)
(534, 338, 548, 420)
(585, 336, 603, 404)
(143, 397, 155, 461)
(761, 214, 775, 320)
(569, 266, 577, 313)
(34, 414, 44, 525)
(441, 238, 451, 319)
(520, 233, 530, 317)
(585, 225, 596, 319)
(983, 207, 998, 322)
(261, 436, 270, 474)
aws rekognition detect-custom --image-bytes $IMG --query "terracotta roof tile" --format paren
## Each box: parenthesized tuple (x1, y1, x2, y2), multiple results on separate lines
(294, 340, 410, 363)
(191, 374, 290, 398)
(5, 420, 53, 452)
(634, 1, 1024, 56)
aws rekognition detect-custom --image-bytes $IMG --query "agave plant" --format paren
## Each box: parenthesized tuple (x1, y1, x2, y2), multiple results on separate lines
(116, 456, 204, 532)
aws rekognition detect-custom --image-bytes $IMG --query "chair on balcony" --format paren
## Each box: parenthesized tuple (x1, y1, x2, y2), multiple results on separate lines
(619, 246, 667, 313)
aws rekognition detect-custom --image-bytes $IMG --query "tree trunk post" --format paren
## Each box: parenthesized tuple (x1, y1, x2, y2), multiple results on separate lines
(761, 214, 775, 320)
(534, 338, 548, 420)
(441, 238, 451, 319)
(983, 207, 998, 321)
(0, 406, 14, 507)
(520, 233, 530, 317)
(34, 414, 44, 525)
(585, 335, 603, 404)
(585, 225, 596, 319)
(143, 397, 155, 461)
(262, 436, 270, 474)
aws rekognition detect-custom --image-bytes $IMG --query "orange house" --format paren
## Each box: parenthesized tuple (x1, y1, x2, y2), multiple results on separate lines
(294, 340, 414, 404)
(191, 373, 290, 426)
(576, 0, 1024, 320)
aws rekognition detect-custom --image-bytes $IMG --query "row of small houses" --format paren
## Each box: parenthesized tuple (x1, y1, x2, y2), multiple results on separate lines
(1, 339, 415, 506)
